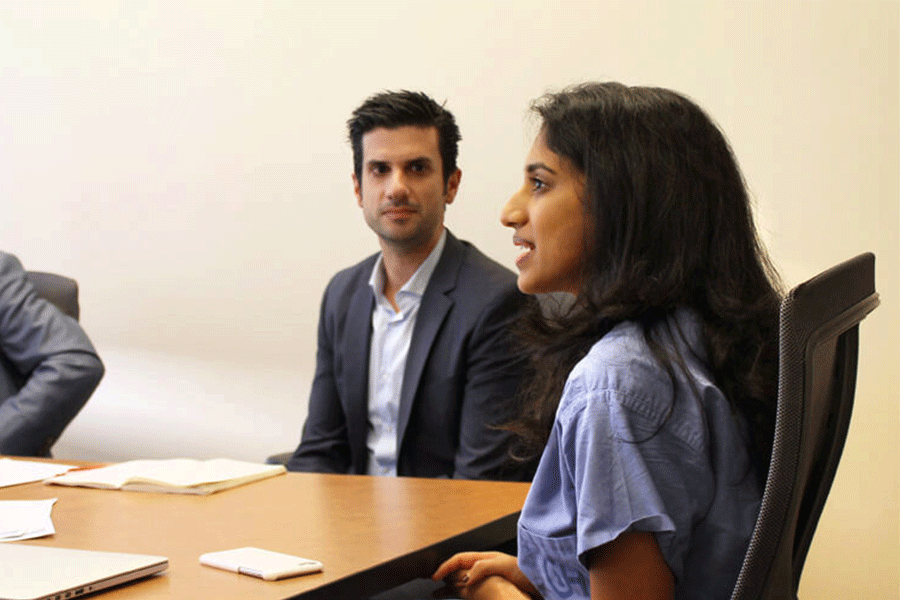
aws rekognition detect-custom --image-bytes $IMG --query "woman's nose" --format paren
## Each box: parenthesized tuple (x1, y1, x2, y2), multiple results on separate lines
(501, 192, 526, 228)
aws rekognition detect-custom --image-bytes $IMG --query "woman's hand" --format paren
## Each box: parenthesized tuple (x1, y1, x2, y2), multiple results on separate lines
(432, 551, 539, 599)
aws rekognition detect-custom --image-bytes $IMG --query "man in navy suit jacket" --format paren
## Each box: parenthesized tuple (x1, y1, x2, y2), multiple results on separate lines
(287, 91, 531, 480)
(0, 251, 104, 456)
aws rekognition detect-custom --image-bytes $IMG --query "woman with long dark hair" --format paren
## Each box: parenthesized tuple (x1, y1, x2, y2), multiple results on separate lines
(433, 82, 782, 600)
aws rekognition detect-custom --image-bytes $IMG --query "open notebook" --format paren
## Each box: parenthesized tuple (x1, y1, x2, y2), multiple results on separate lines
(0, 543, 167, 600)
(45, 458, 286, 495)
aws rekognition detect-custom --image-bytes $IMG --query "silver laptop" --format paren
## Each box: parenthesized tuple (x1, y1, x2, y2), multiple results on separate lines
(0, 543, 168, 600)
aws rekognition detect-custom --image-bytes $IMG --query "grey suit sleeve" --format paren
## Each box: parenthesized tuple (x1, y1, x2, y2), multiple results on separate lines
(286, 284, 352, 473)
(453, 286, 532, 481)
(0, 253, 104, 456)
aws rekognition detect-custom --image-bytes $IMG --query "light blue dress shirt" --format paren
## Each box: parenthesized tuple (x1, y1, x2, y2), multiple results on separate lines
(517, 309, 762, 600)
(366, 230, 447, 476)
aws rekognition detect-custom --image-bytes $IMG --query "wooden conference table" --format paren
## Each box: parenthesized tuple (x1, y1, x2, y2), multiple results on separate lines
(0, 461, 530, 599)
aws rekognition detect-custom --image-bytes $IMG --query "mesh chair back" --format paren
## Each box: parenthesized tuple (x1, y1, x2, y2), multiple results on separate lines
(731, 253, 879, 600)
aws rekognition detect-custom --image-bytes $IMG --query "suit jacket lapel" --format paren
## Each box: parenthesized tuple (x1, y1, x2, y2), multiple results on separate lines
(344, 275, 375, 474)
(396, 231, 464, 449)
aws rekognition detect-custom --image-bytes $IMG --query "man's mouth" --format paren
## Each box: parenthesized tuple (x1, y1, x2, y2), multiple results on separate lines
(383, 207, 416, 218)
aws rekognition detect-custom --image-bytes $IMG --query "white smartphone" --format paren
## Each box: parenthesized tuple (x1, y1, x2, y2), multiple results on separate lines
(200, 547, 323, 581)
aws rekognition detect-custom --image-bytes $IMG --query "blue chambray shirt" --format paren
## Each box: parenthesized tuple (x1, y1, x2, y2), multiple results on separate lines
(518, 309, 762, 600)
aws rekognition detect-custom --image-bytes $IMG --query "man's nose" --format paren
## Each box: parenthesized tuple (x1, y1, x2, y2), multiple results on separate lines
(386, 171, 410, 201)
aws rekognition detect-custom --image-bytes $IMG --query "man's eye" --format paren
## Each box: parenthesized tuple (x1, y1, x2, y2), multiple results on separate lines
(409, 163, 426, 173)
(371, 165, 389, 175)
(530, 177, 546, 191)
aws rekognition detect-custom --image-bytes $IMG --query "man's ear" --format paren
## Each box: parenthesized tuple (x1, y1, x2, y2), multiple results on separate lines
(444, 169, 462, 205)
(353, 173, 362, 207)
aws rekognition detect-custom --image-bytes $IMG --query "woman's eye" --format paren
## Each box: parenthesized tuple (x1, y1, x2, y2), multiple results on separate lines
(530, 177, 546, 191)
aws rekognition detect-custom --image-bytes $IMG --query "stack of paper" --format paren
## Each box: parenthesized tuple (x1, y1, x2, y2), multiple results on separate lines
(45, 458, 286, 495)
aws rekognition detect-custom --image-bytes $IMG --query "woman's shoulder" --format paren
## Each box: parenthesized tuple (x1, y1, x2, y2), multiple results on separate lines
(560, 320, 671, 420)
(573, 309, 710, 385)
(568, 319, 669, 393)
(559, 311, 718, 443)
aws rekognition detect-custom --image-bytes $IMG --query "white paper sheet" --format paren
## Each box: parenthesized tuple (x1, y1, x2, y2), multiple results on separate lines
(0, 498, 57, 542)
(0, 458, 75, 488)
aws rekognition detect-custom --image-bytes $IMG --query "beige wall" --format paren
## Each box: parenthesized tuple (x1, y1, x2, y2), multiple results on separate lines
(1, 1, 897, 597)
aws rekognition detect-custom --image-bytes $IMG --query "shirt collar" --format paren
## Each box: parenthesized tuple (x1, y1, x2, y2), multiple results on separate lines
(368, 229, 447, 301)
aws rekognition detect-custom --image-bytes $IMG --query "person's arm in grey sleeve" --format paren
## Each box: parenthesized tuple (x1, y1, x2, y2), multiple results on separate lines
(0, 253, 104, 456)
(453, 287, 534, 481)
(286, 283, 352, 473)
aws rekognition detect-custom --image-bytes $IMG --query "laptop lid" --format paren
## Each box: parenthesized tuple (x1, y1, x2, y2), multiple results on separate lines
(0, 543, 168, 600)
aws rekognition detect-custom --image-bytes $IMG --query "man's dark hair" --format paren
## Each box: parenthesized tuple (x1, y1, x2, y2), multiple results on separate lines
(347, 90, 461, 185)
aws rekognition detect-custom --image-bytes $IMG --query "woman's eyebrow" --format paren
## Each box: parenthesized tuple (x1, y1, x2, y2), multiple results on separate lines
(526, 162, 557, 175)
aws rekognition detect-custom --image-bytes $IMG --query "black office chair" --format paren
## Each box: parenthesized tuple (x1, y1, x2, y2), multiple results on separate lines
(266, 451, 292, 466)
(731, 253, 879, 600)
(25, 271, 81, 321)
